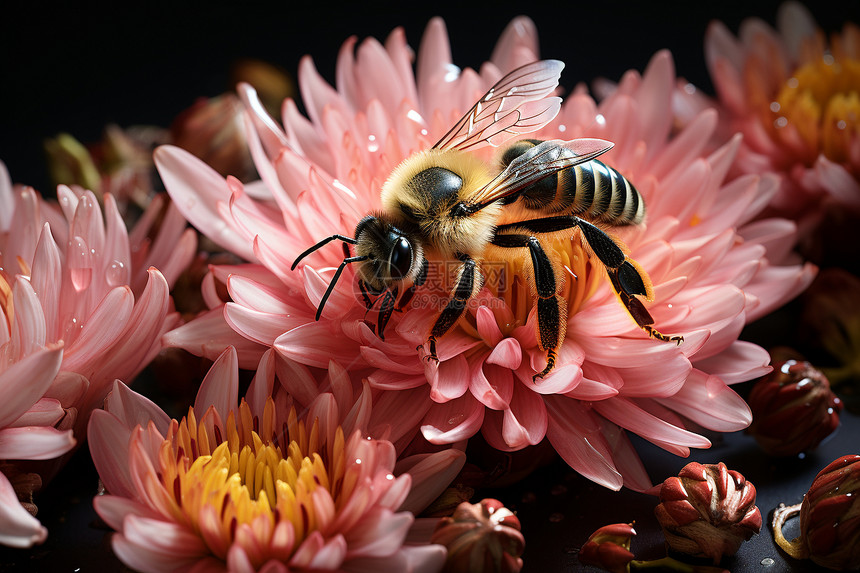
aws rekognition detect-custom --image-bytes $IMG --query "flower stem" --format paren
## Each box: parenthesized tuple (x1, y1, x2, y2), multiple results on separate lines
(771, 502, 808, 560)
(631, 557, 728, 572)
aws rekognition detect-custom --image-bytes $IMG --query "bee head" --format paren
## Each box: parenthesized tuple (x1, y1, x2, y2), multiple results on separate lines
(353, 214, 423, 291)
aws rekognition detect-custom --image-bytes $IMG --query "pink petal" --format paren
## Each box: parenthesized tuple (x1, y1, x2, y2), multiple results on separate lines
(429, 353, 469, 401)
(223, 302, 294, 346)
(545, 396, 623, 490)
(163, 306, 266, 369)
(105, 380, 171, 436)
(396, 449, 466, 514)
(0, 472, 47, 547)
(154, 145, 256, 261)
(194, 347, 239, 421)
(87, 410, 137, 498)
(62, 286, 134, 372)
(275, 322, 361, 370)
(8, 277, 46, 359)
(420, 394, 483, 444)
(592, 397, 711, 450)
(692, 341, 771, 385)
(9, 398, 64, 428)
(93, 495, 158, 532)
(345, 509, 412, 558)
(485, 337, 522, 369)
(0, 426, 76, 460)
(656, 369, 752, 432)
(0, 344, 63, 427)
(469, 359, 513, 410)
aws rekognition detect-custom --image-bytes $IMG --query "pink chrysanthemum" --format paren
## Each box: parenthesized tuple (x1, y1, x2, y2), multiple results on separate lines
(88, 346, 463, 573)
(683, 2, 860, 234)
(0, 162, 195, 545)
(157, 17, 815, 490)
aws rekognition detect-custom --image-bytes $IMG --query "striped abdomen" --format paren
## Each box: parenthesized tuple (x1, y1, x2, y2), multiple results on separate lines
(501, 139, 645, 226)
(563, 160, 644, 225)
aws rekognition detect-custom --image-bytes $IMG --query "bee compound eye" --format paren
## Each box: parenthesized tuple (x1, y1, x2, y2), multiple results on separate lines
(388, 236, 413, 280)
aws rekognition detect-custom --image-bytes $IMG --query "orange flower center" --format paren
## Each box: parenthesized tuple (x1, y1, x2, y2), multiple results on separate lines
(0, 258, 32, 333)
(460, 237, 600, 339)
(770, 54, 860, 168)
(152, 399, 348, 566)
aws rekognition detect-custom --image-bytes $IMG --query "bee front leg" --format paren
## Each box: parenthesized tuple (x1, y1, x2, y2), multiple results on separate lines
(491, 233, 565, 381)
(423, 255, 481, 364)
(377, 286, 398, 340)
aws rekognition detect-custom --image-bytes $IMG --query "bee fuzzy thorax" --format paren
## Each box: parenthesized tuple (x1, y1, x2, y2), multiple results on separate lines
(381, 148, 500, 258)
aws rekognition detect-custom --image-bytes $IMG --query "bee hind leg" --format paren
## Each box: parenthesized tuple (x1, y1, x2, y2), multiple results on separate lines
(422, 255, 481, 364)
(605, 264, 683, 345)
(491, 233, 565, 381)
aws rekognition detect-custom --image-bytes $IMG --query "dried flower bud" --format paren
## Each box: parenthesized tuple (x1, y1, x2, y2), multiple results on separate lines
(800, 268, 860, 387)
(655, 462, 762, 563)
(170, 94, 255, 181)
(747, 360, 842, 456)
(431, 498, 524, 573)
(773, 454, 860, 570)
(578, 523, 636, 573)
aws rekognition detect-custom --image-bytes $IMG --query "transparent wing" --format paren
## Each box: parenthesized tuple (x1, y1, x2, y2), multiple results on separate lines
(467, 139, 614, 208)
(433, 60, 564, 152)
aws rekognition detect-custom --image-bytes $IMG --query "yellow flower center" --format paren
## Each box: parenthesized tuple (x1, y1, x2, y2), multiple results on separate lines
(153, 399, 348, 564)
(0, 258, 33, 330)
(770, 50, 860, 168)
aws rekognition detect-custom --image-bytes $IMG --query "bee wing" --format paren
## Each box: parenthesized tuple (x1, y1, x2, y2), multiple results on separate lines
(467, 139, 614, 207)
(433, 60, 564, 152)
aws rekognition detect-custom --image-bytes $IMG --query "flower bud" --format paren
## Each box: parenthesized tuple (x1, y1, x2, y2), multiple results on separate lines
(747, 360, 842, 456)
(170, 94, 255, 181)
(431, 498, 524, 573)
(773, 454, 860, 570)
(655, 462, 762, 563)
(578, 523, 635, 573)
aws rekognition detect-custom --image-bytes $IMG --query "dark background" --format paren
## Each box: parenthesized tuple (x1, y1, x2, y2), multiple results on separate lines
(2, 1, 858, 191)
(1, 2, 859, 572)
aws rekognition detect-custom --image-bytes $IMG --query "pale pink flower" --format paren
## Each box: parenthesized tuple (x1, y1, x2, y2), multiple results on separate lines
(0, 344, 73, 547)
(88, 346, 463, 573)
(678, 2, 860, 236)
(157, 17, 815, 491)
(0, 161, 195, 545)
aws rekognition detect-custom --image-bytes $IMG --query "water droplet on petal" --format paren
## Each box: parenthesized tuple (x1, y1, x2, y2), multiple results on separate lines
(447, 414, 465, 426)
(106, 260, 127, 286)
(761, 558, 774, 566)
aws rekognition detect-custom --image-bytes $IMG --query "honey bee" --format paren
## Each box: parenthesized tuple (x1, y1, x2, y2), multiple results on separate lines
(292, 60, 682, 380)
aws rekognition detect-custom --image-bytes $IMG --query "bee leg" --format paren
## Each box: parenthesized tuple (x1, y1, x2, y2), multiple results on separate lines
(377, 286, 398, 341)
(491, 233, 564, 381)
(495, 215, 681, 344)
(357, 279, 376, 311)
(573, 218, 683, 345)
(396, 258, 429, 312)
(424, 255, 481, 364)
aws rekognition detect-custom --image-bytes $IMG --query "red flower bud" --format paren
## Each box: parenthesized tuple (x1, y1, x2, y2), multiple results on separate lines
(773, 454, 860, 570)
(431, 498, 524, 573)
(655, 462, 762, 563)
(578, 523, 636, 573)
(747, 360, 842, 456)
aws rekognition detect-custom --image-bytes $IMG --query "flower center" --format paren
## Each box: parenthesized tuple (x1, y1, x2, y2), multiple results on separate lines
(771, 54, 860, 167)
(463, 236, 600, 338)
(153, 399, 346, 565)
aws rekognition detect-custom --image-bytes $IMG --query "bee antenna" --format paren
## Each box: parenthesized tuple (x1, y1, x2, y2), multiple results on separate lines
(316, 255, 369, 320)
(292, 234, 358, 270)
